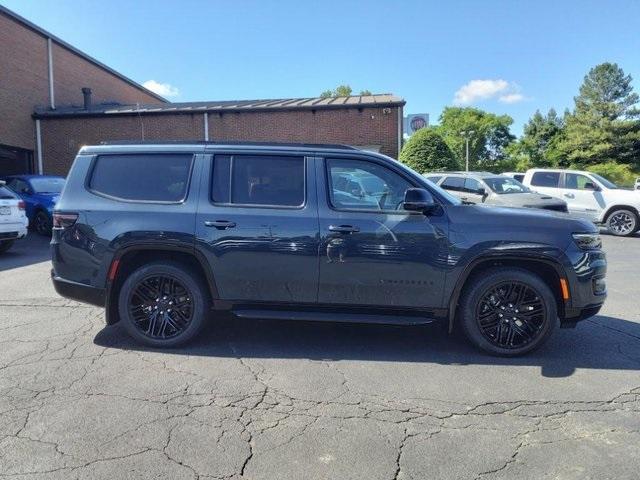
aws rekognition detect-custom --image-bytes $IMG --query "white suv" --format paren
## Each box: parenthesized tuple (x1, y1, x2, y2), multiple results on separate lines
(521, 169, 640, 237)
(0, 181, 28, 252)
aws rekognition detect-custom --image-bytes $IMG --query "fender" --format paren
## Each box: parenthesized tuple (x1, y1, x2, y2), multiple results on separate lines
(104, 242, 220, 325)
(446, 250, 570, 333)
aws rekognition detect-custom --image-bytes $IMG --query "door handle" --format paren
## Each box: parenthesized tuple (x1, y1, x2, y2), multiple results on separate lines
(564, 193, 575, 199)
(204, 220, 237, 229)
(328, 224, 360, 234)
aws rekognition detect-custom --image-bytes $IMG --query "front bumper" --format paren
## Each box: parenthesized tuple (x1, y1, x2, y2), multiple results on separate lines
(51, 270, 105, 307)
(561, 247, 607, 325)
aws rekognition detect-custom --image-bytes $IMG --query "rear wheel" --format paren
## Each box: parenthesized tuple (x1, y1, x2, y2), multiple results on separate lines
(33, 210, 52, 236)
(606, 208, 638, 237)
(459, 268, 558, 356)
(0, 240, 15, 254)
(118, 261, 207, 348)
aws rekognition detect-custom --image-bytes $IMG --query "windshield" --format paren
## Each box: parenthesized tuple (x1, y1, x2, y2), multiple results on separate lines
(29, 177, 65, 194)
(590, 173, 618, 189)
(484, 177, 531, 194)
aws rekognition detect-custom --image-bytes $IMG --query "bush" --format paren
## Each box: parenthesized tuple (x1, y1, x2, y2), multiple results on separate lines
(399, 128, 459, 173)
(585, 162, 639, 187)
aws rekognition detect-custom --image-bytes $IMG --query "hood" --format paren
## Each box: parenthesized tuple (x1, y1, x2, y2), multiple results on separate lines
(447, 204, 596, 250)
(491, 192, 566, 207)
(608, 188, 640, 204)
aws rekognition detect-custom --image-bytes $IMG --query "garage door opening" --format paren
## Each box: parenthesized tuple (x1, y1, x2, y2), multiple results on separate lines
(0, 144, 34, 176)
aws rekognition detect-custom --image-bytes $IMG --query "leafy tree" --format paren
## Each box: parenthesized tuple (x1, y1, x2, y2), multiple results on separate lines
(320, 85, 353, 98)
(556, 63, 640, 168)
(359, 90, 373, 96)
(399, 128, 459, 173)
(436, 107, 515, 170)
(507, 109, 565, 170)
(586, 162, 639, 187)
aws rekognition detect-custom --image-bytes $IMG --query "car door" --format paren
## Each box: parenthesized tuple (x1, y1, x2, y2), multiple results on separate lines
(562, 173, 605, 221)
(462, 178, 486, 204)
(195, 152, 319, 303)
(317, 156, 448, 309)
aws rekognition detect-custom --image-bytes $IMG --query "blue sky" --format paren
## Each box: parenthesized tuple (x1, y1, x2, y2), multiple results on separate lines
(3, 0, 639, 135)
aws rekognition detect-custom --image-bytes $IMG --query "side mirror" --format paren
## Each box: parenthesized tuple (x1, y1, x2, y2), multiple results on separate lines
(403, 188, 436, 214)
(477, 187, 487, 196)
(584, 182, 599, 191)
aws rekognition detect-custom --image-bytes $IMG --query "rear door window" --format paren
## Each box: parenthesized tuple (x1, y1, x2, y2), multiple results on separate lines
(440, 176, 465, 192)
(530, 172, 560, 188)
(211, 155, 305, 207)
(89, 154, 193, 202)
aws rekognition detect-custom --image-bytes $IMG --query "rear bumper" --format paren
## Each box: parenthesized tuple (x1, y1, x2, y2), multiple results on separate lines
(51, 270, 105, 307)
(0, 224, 28, 240)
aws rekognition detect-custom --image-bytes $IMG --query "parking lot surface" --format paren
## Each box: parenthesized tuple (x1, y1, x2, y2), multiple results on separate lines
(0, 233, 639, 479)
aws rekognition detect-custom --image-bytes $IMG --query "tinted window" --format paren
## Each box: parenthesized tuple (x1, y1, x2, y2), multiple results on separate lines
(30, 177, 65, 194)
(212, 155, 305, 207)
(565, 173, 598, 190)
(89, 154, 193, 202)
(464, 178, 482, 193)
(0, 186, 17, 199)
(327, 158, 413, 211)
(513, 174, 525, 183)
(530, 171, 560, 188)
(8, 179, 29, 194)
(441, 176, 465, 192)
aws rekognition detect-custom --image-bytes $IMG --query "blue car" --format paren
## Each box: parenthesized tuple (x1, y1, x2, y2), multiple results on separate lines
(2, 175, 66, 235)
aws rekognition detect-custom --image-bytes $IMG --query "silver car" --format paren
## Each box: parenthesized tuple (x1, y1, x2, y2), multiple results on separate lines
(424, 172, 568, 212)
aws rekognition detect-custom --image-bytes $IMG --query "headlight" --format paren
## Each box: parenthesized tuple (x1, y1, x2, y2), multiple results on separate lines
(572, 233, 602, 250)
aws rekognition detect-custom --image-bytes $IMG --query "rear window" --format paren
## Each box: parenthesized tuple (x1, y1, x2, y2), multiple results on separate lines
(211, 155, 305, 207)
(530, 171, 560, 188)
(89, 154, 193, 202)
(0, 186, 17, 199)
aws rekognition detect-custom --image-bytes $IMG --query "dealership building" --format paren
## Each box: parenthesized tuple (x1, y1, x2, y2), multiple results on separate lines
(1, 6, 405, 177)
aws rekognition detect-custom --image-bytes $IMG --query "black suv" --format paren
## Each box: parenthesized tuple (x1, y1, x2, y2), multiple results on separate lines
(51, 143, 607, 356)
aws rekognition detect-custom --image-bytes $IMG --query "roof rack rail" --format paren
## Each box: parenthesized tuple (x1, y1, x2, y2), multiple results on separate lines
(98, 140, 358, 150)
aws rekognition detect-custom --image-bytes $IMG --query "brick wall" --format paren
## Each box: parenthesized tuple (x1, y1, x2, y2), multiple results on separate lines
(52, 43, 161, 108)
(0, 14, 49, 150)
(0, 10, 163, 159)
(40, 114, 205, 175)
(209, 107, 400, 158)
(39, 106, 401, 175)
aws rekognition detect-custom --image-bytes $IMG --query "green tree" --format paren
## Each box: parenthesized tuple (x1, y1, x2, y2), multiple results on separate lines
(507, 109, 565, 170)
(359, 89, 372, 96)
(436, 107, 515, 170)
(556, 62, 640, 168)
(399, 128, 459, 173)
(320, 85, 353, 98)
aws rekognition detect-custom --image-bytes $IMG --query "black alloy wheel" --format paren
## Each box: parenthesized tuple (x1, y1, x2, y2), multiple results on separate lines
(128, 274, 194, 340)
(475, 281, 545, 349)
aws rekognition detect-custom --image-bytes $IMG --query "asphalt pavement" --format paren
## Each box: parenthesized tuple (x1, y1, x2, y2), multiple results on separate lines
(0, 232, 638, 479)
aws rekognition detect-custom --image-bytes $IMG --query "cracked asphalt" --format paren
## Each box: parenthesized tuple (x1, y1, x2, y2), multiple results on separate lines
(0, 233, 639, 479)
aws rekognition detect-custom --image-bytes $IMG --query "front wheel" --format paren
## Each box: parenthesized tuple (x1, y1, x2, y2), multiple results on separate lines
(0, 240, 15, 254)
(606, 209, 638, 237)
(459, 268, 558, 356)
(118, 261, 208, 348)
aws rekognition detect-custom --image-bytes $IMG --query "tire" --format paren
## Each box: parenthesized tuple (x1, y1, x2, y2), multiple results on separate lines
(33, 210, 52, 236)
(117, 261, 208, 348)
(458, 267, 558, 356)
(0, 240, 15, 254)
(606, 208, 638, 237)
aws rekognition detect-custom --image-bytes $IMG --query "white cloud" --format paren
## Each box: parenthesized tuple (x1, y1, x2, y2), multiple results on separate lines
(499, 93, 525, 104)
(453, 79, 526, 105)
(143, 80, 180, 97)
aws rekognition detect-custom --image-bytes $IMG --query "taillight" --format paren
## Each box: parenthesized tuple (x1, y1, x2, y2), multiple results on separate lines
(52, 212, 78, 229)
(18, 200, 25, 210)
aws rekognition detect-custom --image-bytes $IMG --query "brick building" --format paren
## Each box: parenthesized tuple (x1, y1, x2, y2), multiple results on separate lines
(1, 6, 405, 177)
(0, 5, 166, 175)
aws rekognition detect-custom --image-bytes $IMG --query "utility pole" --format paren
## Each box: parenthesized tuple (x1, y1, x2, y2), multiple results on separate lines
(460, 130, 475, 172)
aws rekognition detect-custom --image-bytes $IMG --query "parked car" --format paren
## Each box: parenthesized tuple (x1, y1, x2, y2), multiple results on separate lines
(2, 175, 66, 235)
(502, 171, 525, 183)
(51, 143, 606, 356)
(424, 172, 567, 212)
(521, 169, 640, 237)
(0, 181, 28, 253)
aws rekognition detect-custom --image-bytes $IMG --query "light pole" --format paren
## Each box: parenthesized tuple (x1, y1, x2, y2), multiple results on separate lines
(460, 130, 475, 172)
